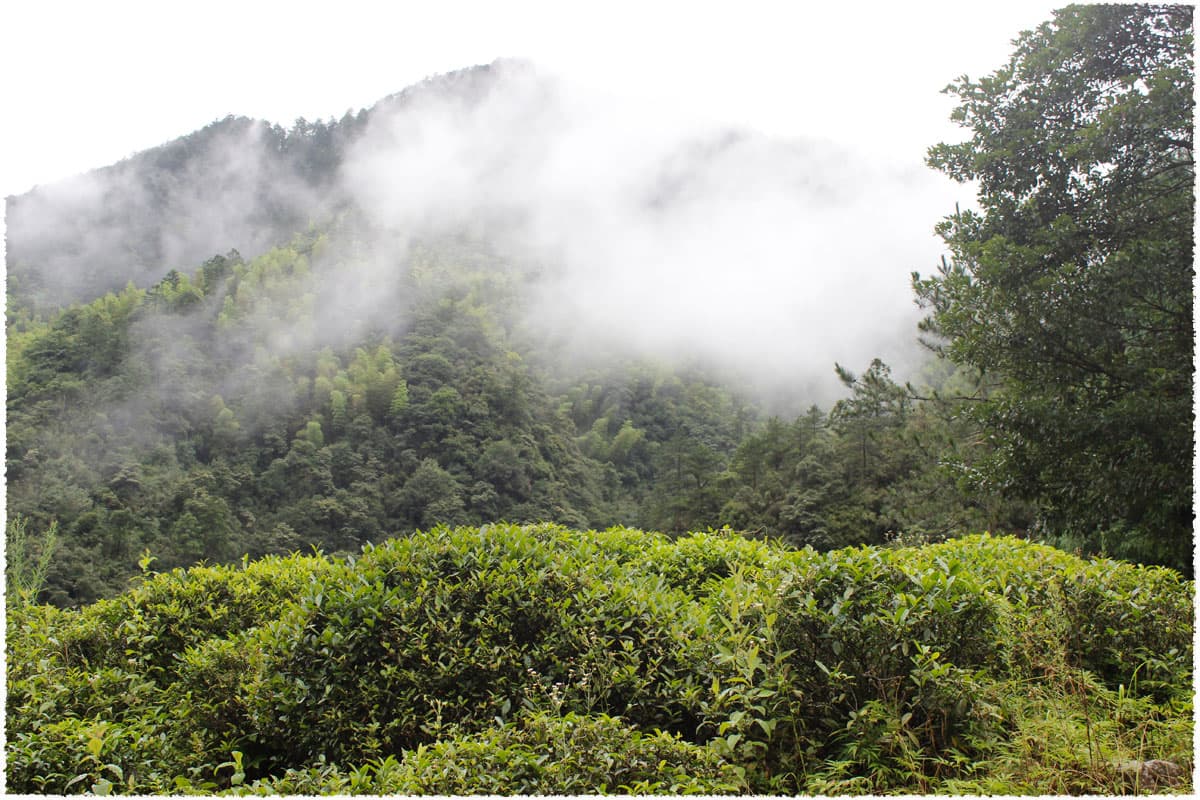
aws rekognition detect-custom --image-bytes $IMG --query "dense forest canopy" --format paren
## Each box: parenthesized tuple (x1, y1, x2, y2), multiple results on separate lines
(1, 80, 1009, 606)
(7, 222, 1019, 605)
(5, 3, 1194, 796)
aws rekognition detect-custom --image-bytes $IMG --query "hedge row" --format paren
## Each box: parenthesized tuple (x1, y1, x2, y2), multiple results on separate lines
(7, 525, 1193, 794)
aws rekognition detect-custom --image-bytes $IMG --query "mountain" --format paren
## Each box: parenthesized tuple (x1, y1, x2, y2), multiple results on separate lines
(0, 63, 1048, 608)
(5, 63, 505, 310)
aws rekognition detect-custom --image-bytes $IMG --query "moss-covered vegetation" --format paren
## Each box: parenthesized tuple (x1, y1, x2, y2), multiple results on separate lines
(7, 525, 1192, 794)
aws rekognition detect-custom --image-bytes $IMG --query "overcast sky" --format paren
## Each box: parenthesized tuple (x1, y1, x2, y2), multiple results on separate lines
(2, 0, 1063, 200)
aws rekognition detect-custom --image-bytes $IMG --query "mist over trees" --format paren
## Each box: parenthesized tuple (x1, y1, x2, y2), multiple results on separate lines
(4, 64, 500, 311)
(4, 4, 1195, 796)
(10, 227, 998, 605)
(8, 60, 938, 407)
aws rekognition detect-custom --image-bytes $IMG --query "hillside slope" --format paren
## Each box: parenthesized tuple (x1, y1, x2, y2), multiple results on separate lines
(5, 63, 503, 309)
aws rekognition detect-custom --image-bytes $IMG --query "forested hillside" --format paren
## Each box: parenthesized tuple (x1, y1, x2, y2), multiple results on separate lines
(6, 64, 500, 310)
(4, 61, 1057, 607)
(5, 3, 1194, 795)
(7, 217, 1023, 605)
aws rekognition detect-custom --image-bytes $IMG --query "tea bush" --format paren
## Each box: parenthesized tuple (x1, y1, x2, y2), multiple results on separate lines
(382, 711, 745, 794)
(51, 553, 333, 677)
(643, 528, 789, 595)
(919, 535, 1194, 697)
(246, 524, 713, 767)
(6, 553, 333, 792)
(6, 715, 172, 794)
(1060, 558, 1193, 699)
(738, 545, 1006, 788)
(227, 712, 743, 795)
(6, 526, 1193, 795)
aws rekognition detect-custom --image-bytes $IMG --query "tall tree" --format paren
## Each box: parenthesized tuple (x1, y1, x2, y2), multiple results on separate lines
(831, 358, 911, 487)
(913, 5, 1194, 571)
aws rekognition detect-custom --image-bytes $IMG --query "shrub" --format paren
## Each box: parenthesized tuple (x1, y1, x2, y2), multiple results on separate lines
(694, 543, 1009, 790)
(783, 546, 1001, 728)
(6, 527, 1193, 795)
(233, 712, 743, 796)
(388, 711, 744, 794)
(917, 535, 1194, 698)
(57, 552, 331, 677)
(643, 527, 789, 595)
(246, 524, 711, 768)
(6, 603, 177, 793)
(1060, 558, 1193, 700)
(160, 632, 266, 781)
(6, 553, 332, 793)
(6, 715, 175, 794)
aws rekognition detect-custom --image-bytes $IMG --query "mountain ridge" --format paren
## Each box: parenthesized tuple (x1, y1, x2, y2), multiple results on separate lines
(5, 61, 510, 309)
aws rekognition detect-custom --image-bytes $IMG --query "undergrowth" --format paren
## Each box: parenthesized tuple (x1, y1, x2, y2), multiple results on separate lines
(6, 526, 1193, 794)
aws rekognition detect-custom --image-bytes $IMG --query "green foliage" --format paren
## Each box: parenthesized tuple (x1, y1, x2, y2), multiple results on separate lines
(1059, 558, 1194, 700)
(5, 13, 1194, 794)
(366, 711, 744, 795)
(644, 527, 782, 596)
(245, 524, 711, 766)
(227, 712, 741, 795)
(5, 553, 337, 793)
(915, 4, 1194, 572)
(6, 527, 1193, 795)
(717, 364, 1027, 552)
(6, 217, 1039, 608)
(696, 543, 1008, 792)
(917, 534, 1194, 700)
(6, 514, 60, 607)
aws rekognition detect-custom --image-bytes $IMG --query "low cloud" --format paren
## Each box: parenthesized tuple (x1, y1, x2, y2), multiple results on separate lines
(6, 117, 329, 307)
(10, 60, 953, 407)
(342, 61, 947, 404)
